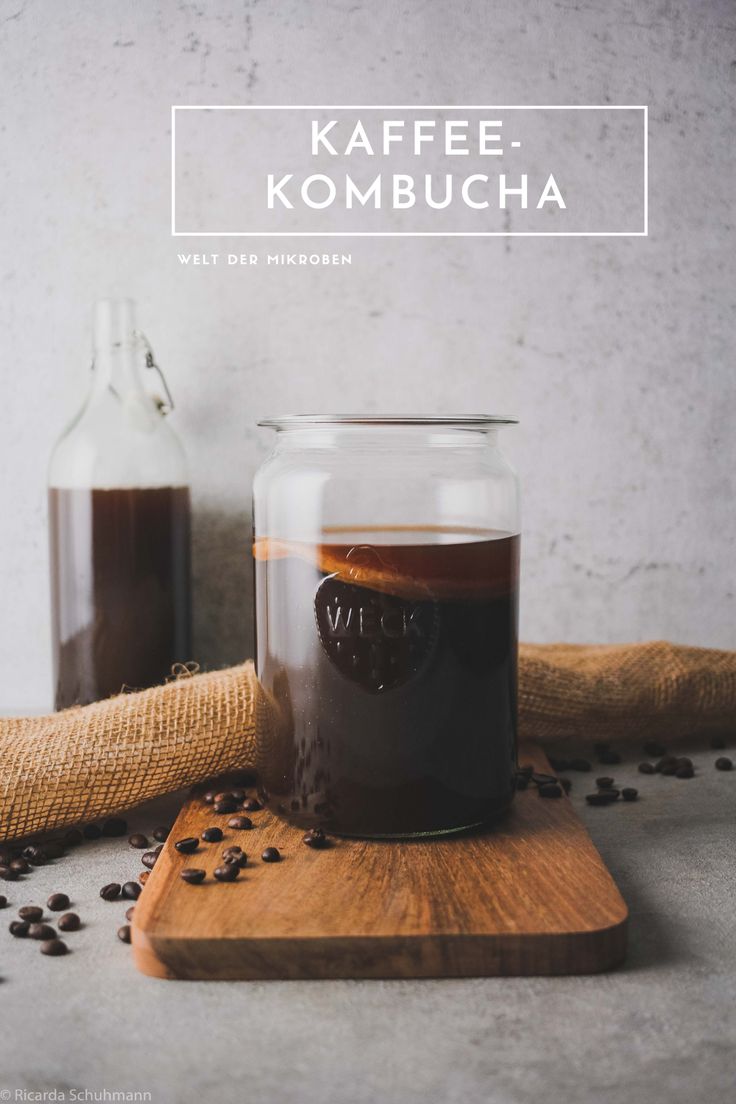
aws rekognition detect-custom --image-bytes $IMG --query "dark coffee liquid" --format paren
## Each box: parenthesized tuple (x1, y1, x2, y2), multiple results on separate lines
(49, 486, 191, 710)
(254, 529, 519, 837)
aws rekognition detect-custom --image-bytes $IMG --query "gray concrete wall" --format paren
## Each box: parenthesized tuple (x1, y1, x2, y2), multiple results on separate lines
(1, 0, 734, 709)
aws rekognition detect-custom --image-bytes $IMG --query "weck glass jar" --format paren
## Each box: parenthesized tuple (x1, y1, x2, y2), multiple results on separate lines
(252, 415, 520, 838)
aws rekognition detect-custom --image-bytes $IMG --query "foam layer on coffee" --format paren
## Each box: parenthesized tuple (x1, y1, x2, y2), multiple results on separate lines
(253, 527, 519, 601)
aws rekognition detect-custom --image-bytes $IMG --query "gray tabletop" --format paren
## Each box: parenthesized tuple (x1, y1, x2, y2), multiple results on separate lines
(2, 743, 734, 1104)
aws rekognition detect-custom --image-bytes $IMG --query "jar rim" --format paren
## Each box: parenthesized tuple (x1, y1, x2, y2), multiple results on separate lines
(258, 414, 518, 428)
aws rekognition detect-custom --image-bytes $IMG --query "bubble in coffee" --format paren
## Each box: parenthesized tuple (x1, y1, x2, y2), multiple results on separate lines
(254, 527, 519, 837)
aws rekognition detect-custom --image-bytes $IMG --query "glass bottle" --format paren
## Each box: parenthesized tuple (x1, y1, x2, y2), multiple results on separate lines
(252, 415, 520, 838)
(48, 299, 191, 710)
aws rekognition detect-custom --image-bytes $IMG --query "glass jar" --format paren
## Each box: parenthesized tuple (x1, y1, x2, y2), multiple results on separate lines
(48, 299, 191, 710)
(252, 415, 520, 838)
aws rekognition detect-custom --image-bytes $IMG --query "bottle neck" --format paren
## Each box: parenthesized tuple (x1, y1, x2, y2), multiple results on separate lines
(91, 337, 144, 398)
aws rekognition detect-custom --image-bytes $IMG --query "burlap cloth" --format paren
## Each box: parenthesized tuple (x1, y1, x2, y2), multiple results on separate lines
(1, 641, 734, 842)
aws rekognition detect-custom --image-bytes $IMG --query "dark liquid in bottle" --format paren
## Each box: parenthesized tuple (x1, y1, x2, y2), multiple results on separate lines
(49, 486, 191, 710)
(254, 528, 519, 837)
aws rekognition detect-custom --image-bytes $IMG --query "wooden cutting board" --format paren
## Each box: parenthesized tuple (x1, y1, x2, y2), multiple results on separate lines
(132, 744, 627, 980)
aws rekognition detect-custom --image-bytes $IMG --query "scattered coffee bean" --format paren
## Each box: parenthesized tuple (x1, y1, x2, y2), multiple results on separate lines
(643, 741, 666, 757)
(63, 828, 84, 848)
(102, 817, 127, 838)
(230, 789, 246, 804)
(47, 893, 70, 912)
(676, 757, 693, 769)
(141, 850, 160, 869)
(539, 783, 563, 798)
(586, 792, 616, 806)
(242, 798, 262, 812)
(675, 764, 694, 779)
(180, 868, 206, 885)
(621, 788, 638, 801)
(201, 827, 224, 843)
(125, 906, 136, 922)
(213, 798, 237, 815)
(9, 920, 29, 937)
(100, 883, 121, 901)
(560, 777, 572, 793)
(138, 871, 150, 885)
(28, 922, 56, 941)
(598, 749, 621, 765)
(41, 938, 68, 956)
(122, 881, 141, 900)
(128, 833, 149, 849)
(518, 763, 534, 778)
(23, 845, 47, 866)
(595, 777, 615, 789)
(222, 846, 247, 867)
(515, 774, 529, 790)
(152, 825, 170, 842)
(715, 757, 733, 771)
(569, 758, 592, 772)
(0, 865, 19, 881)
(599, 788, 620, 800)
(0, 895, 7, 909)
(548, 757, 570, 772)
(10, 859, 29, 875)
(531, 772, 557, 787)
(57, 912, 81, 932)
(117, 925, 131, 944)
(638, 762, 655, 774)
(710, 735, 727, 750)
(214, 863, 240, 881)
(43, 841, 65, 860)
(657, 756, 678, 775)
(83, 823, 102, 840)
(261, 847, 281, 863)
(303, 828, 329, 849)
(18, 906, 44, 921)
(227, 815, 253, 830)
(214, 791, 235, 805)
(175, 837, 199, 855)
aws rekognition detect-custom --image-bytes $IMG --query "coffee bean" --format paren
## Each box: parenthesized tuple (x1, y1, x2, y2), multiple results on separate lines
(83, 823, 102, 840)
(560, 777, 572, 793)
(516, 775, 529, 791)
(710, 735, 727, 750)
(102, 817, 127, 838)
(595, 777, 615, 789)
(0, 895, 7, 909)
(141, 850, 160, 870)
(100, 883, 121, 901)
(518, 763, 534, 778)
(0, 865, 18, 881)
(227, 816, 253, 830)
(638, 762, 655, 774)
(47, 893, 70, 912)
(41, 938, 68, 956)
(9, 920, 29, 937)
(201, 827, 224, 843)
(261, 847, 281, 863)
(222, 846, 247, 867)
(122, 881, 141, 900)
(242, 798, 262, 812)
(138, 871, 150, 885)
(175, 837, 199, 855)
(117, 925, 131, 944)
(229, 789, 246, 804)
(675, 764, 694, 779)
(43, 841, 65, 860)
(128, 833, 149, 849)
(203, 790, 216, 804)
(23, 845, 47, 866)
(63, 828, 84, 848)
(57, 912, 81, 932)
(10, 858, 29, 874)
(125, 906, 135, 922)
(28, 923, 56, 940)
(548, 757, 570, 772)
(213, 799, 237, 815)
(214, 791, 236, 805)
(152, 825, 170, 842)
(539, 783, 563, 798)
(214, 863, 240, 881)
(303, 828, 329, 849)
(676, 757, 693, 769)
(18, 906, 44, 921)
(600, 787, 620, 799)
(715, 757, 733, 771)
(181, 868, 206, 885)
(586, 792, 615, 806)
(644, 741, 666, 757)
(531, 772, 557, 787)
(621, 788, 638, 801)
(598, 749, 621, 765)
(569, 758, 592, 772)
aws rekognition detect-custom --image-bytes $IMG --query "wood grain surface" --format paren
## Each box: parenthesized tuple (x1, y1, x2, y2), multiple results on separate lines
(132, 744, 627, 980)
